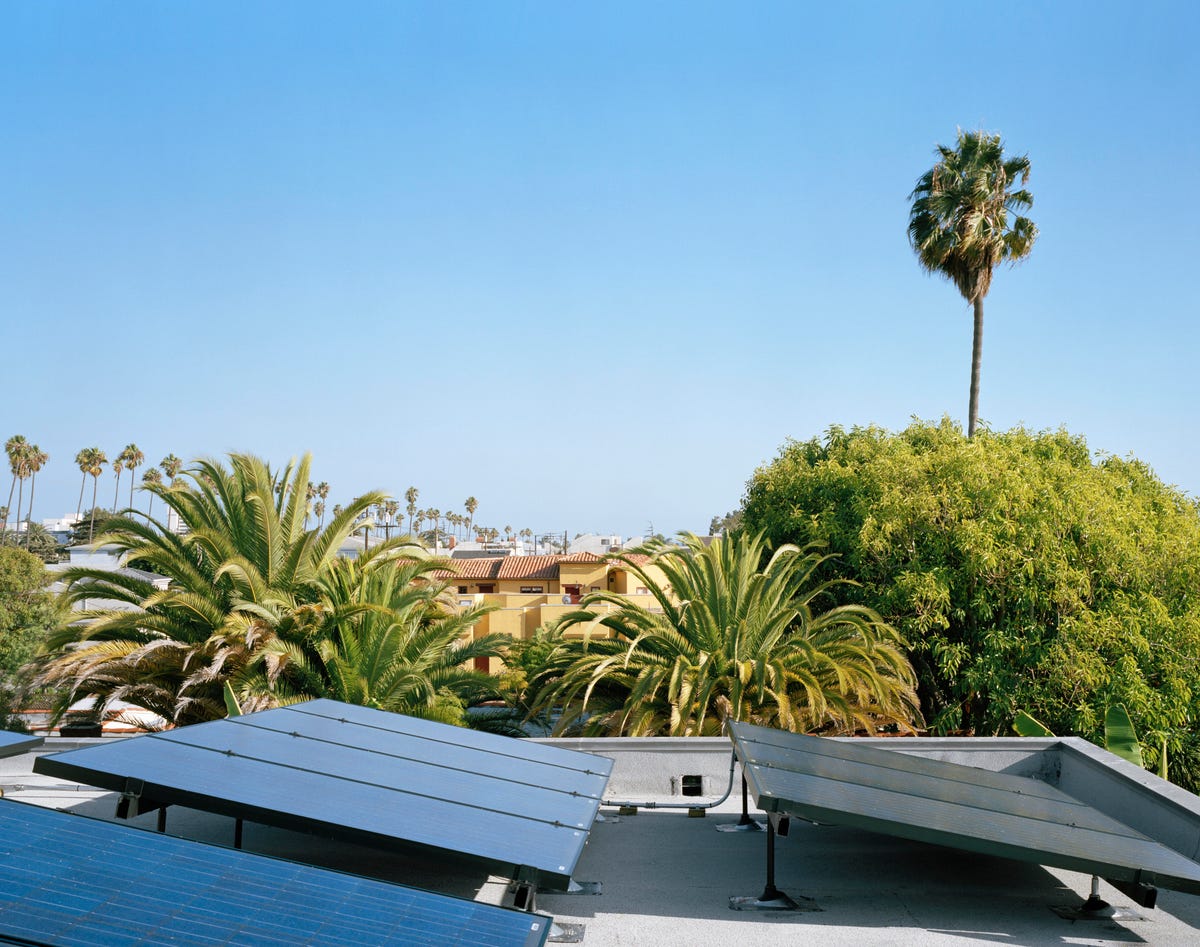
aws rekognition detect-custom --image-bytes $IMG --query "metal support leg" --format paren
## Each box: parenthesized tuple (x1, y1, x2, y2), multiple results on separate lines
(156, 807, 167, 833)
(1052, 875, 1145, 921)
(730, 816, 818, 911)
(234, 817, 243, 849)
(717, 775, 764, 832)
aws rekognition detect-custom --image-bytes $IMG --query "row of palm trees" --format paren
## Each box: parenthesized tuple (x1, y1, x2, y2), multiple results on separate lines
(24, 451, 922, 740)
(2, 436, 49, 544)
(4, 433, 540, 555)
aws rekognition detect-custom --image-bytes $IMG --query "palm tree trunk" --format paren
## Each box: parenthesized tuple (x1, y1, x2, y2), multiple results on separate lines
(2, 477, 15, 537)
(76, 475, 86, 522)
(113, 472, 121, 512)
(90, 478, 99, 543)
(26, 472, 37, 540)
(15, 478, 24, 540)
(967, 296, 984, 438)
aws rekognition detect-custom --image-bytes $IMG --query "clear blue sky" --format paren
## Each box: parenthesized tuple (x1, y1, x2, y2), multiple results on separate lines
(3, 2, 1198, 538)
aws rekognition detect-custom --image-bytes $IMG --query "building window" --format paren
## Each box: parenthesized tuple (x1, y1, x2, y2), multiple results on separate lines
(458, 586, 468, 594)
(636, 586, 649, 595)
(519, 586, 544, 594)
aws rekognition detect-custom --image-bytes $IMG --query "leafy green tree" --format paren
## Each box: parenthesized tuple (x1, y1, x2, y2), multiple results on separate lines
(0, 546, 61, 728)
(29, 453, 384, 726)
(532, 532, 919, 737)
(0, 546, 59, 678)
(742, 419, 1200, 788)
(908, 130, 1037, 436)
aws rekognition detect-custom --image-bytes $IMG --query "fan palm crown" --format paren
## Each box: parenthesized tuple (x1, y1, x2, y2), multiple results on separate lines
(908, 129, 1037, 436)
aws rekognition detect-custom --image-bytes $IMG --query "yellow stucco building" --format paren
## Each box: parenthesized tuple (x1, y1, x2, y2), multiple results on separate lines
(437, 552, 669, 673)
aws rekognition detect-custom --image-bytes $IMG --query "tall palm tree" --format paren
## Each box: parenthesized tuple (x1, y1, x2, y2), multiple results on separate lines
(3, 435, 27, 539)
(160, 453, 183, 485)
(141, 466, 163, 519)
(31, 453, 386, 726)
(23, 444, 48, 540)
(533, 532, 920, 737)
(317, 482, 330, 528)
(405, 486, 419, 534)
(908, 129, 1038, 437)
(465, 496, 478, 539)
(110, 455, 125, 512)
(304, 482, 317, 527)
(74, 447, 102, 523)
(384, 500, 400, 540)
(120, 444, 144, 510)
(428, 508, 441, 551)
(86, 449, 108, 542)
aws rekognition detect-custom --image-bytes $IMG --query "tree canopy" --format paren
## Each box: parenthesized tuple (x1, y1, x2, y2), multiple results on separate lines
(742, 419, 1200, 788)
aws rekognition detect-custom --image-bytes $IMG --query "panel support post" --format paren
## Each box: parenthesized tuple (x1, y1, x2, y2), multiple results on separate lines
(729, 815, 817, 911)
(234, 817, 244, 849)
(717, 774, 764, 832)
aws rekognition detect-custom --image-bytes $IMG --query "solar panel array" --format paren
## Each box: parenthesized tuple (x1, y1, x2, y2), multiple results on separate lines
(729, 721, 1200, 896)
(0, 798, 550, 947)
(35, 699, 613, 889)
(0, 730, 41, 759)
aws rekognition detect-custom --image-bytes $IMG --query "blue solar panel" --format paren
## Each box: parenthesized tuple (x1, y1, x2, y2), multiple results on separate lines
(35, 701, 613, 889)
(0, 798, 550, 947)
(0, 731, 41, 759)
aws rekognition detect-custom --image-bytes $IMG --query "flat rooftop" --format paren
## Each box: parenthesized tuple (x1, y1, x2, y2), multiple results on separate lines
(6, 736, 1200, 946)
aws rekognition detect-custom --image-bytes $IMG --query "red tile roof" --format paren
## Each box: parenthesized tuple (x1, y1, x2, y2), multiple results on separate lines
(436, 552, 609, 584)
(497, 555, 563, 580)
(443, 558, 503, 579)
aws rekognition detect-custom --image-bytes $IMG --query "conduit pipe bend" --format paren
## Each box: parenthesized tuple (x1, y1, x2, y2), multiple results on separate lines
(600, 749, 739, 810)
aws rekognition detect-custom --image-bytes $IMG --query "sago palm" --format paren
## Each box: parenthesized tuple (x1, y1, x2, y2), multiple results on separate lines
(533, 532, 920, 737)
(908, 129, 1038, 437)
